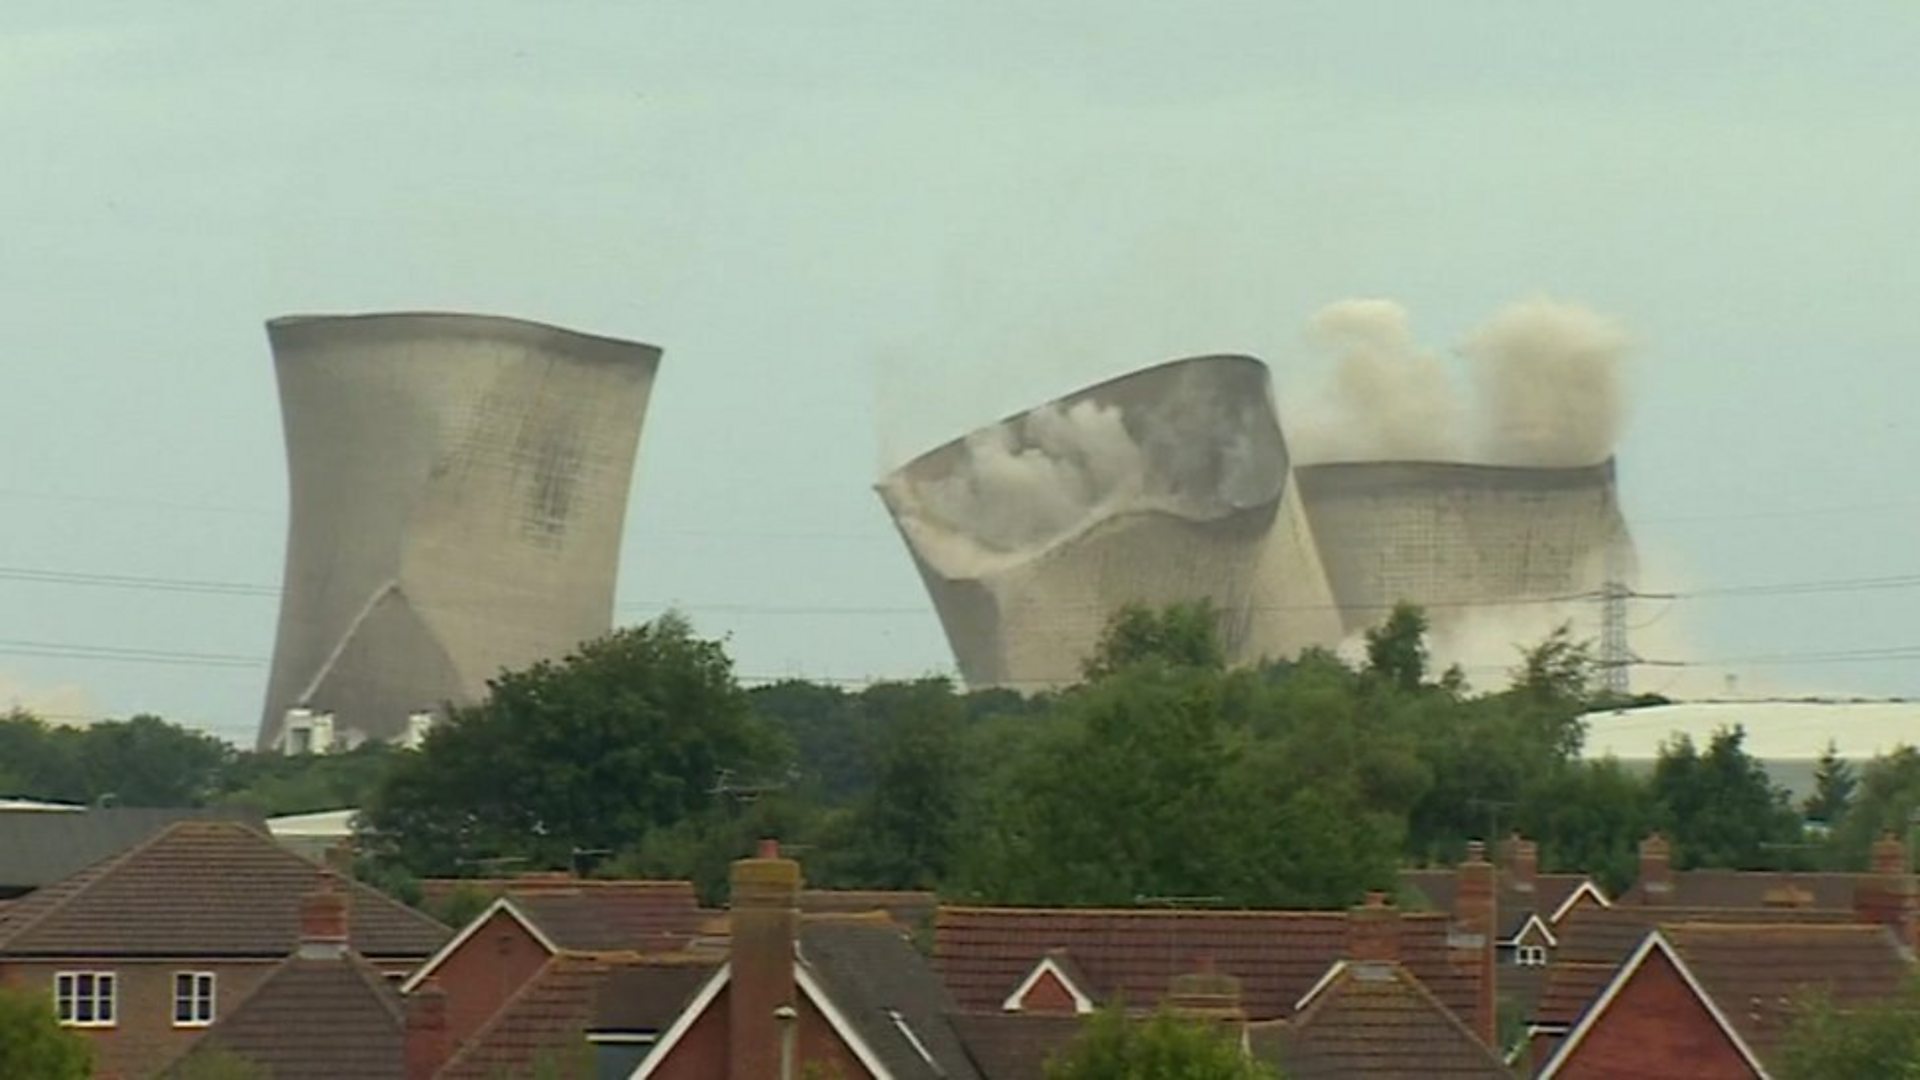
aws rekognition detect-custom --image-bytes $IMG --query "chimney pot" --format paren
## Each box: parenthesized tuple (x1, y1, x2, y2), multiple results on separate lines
(1504, 834, 1539, 894)
(1639, 833, 1674, 900)
(758, 838, 780, 859)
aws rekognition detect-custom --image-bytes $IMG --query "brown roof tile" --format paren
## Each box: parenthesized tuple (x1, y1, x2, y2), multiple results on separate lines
(510, 884, 702, 952)
(948, 1011, 1084, 1080)
(801, 888, 938, 930)
(1663, 922, 1913, 1064)
(1532, 903, 1861, 1028)
(1400, 868, 1598, 938)
(1620, 869, 1861, 909)
(0, 820, 449, 959)
(1255, 961, 1508, 1079)
(934, 905, 1481, 1028)
(164, 953, 406, 1080)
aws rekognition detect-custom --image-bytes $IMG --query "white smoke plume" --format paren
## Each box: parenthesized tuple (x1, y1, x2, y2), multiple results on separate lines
(1298, 299, 1463, 461)
(1293, 295, 1631, 467)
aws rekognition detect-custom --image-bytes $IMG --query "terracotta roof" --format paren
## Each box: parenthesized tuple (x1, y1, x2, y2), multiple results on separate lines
(1532, 903, 1859, 1027)
(800, 918, 983, 1080)
(1620, 869, 1860, 909)
(1662, 922, 1913, 1064)
(1253, 960, 1507, 1079)
(0, 820, 449, 959)
(934, 905, 1480, 1028)
(510, 885, 702, 952)
(439, 952, 716, 1080)
(948, 1011, 1084, 1080)
(1400, 868, 1597, 937)
(163, 953, 406, 1080)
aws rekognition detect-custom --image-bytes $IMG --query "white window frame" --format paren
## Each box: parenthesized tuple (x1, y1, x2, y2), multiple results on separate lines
(53, 971, 117, 1028)
(1515, 944, 1549, 967)
(172, 970, 216, 1027)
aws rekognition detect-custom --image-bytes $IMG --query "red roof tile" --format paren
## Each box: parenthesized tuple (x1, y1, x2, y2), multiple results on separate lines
(934, 905, 1481, 1028)
(0, 820, 449, 959)
(165, 953, 406, 1080)
(1253, 961, 1507, 1079)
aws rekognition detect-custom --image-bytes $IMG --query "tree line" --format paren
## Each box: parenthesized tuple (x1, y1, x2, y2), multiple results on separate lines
(4, 602, 1909, 905)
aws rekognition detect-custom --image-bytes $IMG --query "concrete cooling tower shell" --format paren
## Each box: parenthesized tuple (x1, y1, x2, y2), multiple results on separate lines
(1292, 459, 1632, 636)
(258, 312, 660, 749)
(877, 356, 1343, 689)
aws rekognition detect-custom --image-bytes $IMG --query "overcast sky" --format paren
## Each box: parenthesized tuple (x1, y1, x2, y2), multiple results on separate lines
(4, 3, 1919, 744)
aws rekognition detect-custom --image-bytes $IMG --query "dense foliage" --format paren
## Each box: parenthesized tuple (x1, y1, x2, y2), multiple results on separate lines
(0, 601, 1879, 907)
(1777, 979, 1920, 1079)
(0, 986, 92, 1080)
(1044, 1008, 1280, 1080)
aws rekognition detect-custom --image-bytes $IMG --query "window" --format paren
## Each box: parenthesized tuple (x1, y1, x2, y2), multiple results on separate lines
(173, 971, 216, 1026)
(1516, 944, 1549, 967)
(53, 971, 116, 1027)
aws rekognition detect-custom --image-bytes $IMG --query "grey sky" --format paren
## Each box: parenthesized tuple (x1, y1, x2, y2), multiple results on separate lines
(3, 3, 1919, 743)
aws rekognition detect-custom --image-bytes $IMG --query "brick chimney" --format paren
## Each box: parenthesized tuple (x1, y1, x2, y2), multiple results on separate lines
(1855, 832, 1916, 950)
(1502, 833, 1538, 895)
(1166, 958, 1245, 1029)
(405, 978, 450, 1080)
(1638, 833, 1673, 903)
(1453, 841, 1497, 1048)
(1346, 891, 1400, 963)
(298, 876, 349, 960)
(729, 838, 801, 1080)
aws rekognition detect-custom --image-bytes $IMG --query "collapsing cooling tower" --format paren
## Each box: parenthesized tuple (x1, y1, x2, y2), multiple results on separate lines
(257, 313, 660, 749)
(1293, 459, 1633, 636)
(877, 356, 1343, 689)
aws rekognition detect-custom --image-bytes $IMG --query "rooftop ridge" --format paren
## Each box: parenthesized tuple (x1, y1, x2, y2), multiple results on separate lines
(936, 904, 1449, 920)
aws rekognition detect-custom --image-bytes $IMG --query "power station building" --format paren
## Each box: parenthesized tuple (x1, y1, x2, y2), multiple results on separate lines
(880, 358, 1635, 690)
(257, 312, 660, 750)
(877, 356, 1343, 688)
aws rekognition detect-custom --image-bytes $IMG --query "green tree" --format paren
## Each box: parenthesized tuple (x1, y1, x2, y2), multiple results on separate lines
(955, 663, 1396, 908)
(819, 679, 965, 888)
(0, 985, 92, 1080)
(1083, 600, 1226, 679)
(1045, 1008, 1280, 1080)
(1829, 746, 1920, 869)
(1803, 740, 1859, 829)
(1514, 760, 1657, 893)
(1363, 603, 1430, 693)
(1777, 978, 1920, 1079)
(1650, 727, 1803, 869)
(362, 615, 783, 876)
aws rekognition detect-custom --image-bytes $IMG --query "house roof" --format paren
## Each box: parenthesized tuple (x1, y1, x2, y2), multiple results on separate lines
(1252, 960, 1507, 1079)
(1619, 869, 1861, 909)
(1398, 868, 1599, 938)
(947, 1011, 1085, 1080)
(799, 917, 983, 1080)
(1662, 922, 1913, 1064)
(0, 820, 449, 959)
(0, 805, 264, 891)
(437, 951, 716, 1080)
(934, 905, 1480, 1028)
(163, 953, 406, 1080)
(419, 877, 701, 950)
(800, 888, 938, 930)
(1531, 903, 1860, 1028)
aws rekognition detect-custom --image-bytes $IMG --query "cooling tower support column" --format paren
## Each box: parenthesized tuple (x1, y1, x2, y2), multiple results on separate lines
(257, 312, 661, 749)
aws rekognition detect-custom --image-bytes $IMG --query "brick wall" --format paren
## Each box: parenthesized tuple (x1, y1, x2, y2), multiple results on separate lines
(2, 958, 278, 1080)
(1552, 949, 1756, 1080)
(427, 907, 553, 1052)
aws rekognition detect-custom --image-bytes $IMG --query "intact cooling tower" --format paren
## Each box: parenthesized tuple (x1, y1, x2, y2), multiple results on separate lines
(257, 313, 660, 749)
(877, 356, 1343, 689)
(1292, 459, 1633, 637)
